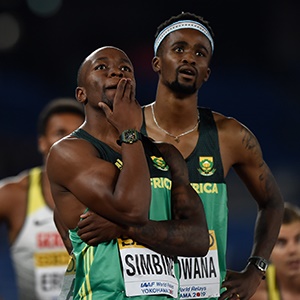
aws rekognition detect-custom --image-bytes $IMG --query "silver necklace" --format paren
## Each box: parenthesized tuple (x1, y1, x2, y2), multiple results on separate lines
(151, 103, 200, 143)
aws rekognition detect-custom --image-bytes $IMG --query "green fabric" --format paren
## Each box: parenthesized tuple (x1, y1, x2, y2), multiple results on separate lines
(70, 129, 179, 299)
(141, 107, 228, 300)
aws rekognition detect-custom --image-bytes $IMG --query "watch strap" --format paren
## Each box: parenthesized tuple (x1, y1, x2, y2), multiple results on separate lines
(247, 256, 269, 279)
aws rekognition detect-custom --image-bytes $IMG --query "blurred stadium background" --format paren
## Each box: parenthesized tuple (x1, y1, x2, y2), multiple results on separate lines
(0, 0, 299, 298)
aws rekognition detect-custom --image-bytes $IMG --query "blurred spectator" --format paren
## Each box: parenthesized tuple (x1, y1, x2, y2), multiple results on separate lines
(250, 202, 300, 300)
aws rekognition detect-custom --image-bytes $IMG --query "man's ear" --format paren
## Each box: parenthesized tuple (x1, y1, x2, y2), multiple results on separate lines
(37, 136, 47, 155)
(76, 87, 87, 104)
(152, 56, 161, 73)
(203, 68, 211, 82)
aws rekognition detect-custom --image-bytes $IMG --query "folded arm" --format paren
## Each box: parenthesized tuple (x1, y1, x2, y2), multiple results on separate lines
(78, 141, 209, 257)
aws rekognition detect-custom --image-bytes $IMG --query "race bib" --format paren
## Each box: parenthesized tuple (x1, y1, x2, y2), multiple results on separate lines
(34, 251, 70, 300)
(118, 238, 178, 298)
(178, 231, 220, 299)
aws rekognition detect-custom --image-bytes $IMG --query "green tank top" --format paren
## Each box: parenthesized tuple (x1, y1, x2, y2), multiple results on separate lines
(69, 129, 179, 299)
(141, 107, 228, 300)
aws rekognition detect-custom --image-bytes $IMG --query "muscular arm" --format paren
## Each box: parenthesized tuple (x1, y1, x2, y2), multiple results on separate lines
(78, 142, 209, 257)
(0, 173, 28, 245)
(217, 115, 284, 300)
(232, 125, 283, 261)
(47, 78, 151, 230)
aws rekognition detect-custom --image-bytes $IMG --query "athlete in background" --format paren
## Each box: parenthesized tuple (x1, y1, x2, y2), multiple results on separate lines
(0, 98, 84, 300)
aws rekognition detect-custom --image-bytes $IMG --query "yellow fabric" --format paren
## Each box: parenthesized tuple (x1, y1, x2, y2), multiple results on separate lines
(266, 264, 281, 300)
(27, 167, 44, 215)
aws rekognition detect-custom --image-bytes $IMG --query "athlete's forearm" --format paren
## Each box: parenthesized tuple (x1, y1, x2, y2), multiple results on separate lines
(126, 218, 209, 257)
(251, 194, 284, 260)
(114, 141, 151, 225)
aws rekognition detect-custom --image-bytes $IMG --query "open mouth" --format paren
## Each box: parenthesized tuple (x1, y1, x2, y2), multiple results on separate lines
(178, 66, 197, 78)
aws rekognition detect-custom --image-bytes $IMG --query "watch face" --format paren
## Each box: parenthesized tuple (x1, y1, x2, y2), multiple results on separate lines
(121, 129, 140, 144)
(248, 256, 269, 272)
(258, 260, 267, 271)
(125, 131, 136, 143)
(125, 131, 136, 142)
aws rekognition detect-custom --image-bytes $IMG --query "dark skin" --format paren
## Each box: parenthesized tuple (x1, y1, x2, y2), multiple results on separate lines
(48, 47, 152, 231)
(50, 46, 209, 258)
(139, 28, 283, 300)
(75, 31, 284, 299)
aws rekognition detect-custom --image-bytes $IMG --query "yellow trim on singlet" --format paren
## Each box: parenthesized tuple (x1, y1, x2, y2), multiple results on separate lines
(27, 167, 45, 215)
(266, 264, 281, 300)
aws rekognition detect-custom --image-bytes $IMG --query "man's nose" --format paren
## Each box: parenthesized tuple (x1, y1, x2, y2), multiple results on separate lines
(109, 67, 124, 77)
(182, 51, 196, 65)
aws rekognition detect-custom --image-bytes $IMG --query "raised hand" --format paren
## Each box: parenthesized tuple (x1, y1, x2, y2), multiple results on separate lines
(98, 78, 142, 134)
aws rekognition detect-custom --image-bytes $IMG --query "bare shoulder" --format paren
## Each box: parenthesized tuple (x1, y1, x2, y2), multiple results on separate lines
(0, 170, 29, 232)
(212, 110, 254, 137)
(211, 110, 263, 174)
(47, 136, 99, 185)
(46, 134, 120, 195)
(0, 170, 29, 202)
(48, 136, 98, 169)
(212, 110, 261, 154)
(49, 135, 97, 159)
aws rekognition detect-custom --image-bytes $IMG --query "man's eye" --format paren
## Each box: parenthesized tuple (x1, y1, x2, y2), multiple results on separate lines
(175, 47, 184, 53)
(196, 51, 204, 57)
(121, 66, 131, 72)
(95, 64, 106, 70)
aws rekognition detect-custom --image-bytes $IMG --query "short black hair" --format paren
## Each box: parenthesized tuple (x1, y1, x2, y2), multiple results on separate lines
(155, 12, 214, 55)
(37, 98, 84, 136)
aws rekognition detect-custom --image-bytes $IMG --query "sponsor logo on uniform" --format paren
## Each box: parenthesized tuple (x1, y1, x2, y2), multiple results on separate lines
(198, 156, 216, 176)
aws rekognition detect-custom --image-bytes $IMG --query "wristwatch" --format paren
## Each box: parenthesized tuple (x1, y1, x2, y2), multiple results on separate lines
(247, 256, 269, 279)
(117, 129, 142, 145)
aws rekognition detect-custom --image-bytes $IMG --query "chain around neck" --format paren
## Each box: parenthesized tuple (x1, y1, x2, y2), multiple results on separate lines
(151, 103, 200, 143)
